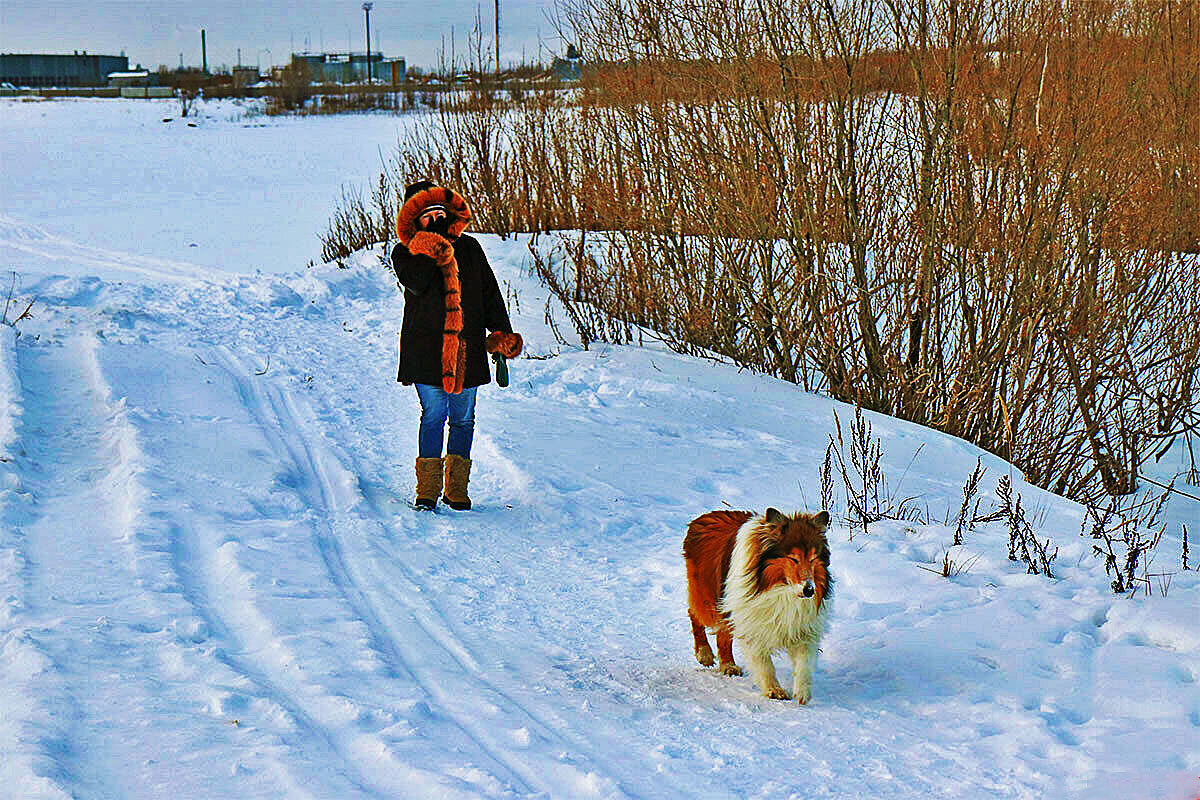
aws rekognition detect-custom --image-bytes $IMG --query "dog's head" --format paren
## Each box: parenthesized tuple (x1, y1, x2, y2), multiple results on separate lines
(749, 508, 832, 607)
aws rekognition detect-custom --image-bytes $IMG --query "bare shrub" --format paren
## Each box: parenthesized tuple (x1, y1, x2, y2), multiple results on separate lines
(1081, 482, 1172, 594)
(269, 60, 314, 113)
(952, 458, 987, 546)
(392, 92, 518, 236)
(178, 87, 198, 118)
(826, 407, 928, 537)
(319, 172, 398, 265)
(820, 441, 836, 517)
(918, 547, 982, 579)
(1184, 435, 1200, 488)
(1183, 524, 1190, 571)
(362, 0, 1199, 508)
(2, 272, 34, 329)
(528, 232, 638, 349)
(996, 475, 1058, 578)
(306, 91, 403, 115)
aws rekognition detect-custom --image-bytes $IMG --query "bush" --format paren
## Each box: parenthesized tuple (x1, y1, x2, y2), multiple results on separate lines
(319, 172, 397, 265)
(453, 2, 1195, 505)
(346, 1, 1200, 507)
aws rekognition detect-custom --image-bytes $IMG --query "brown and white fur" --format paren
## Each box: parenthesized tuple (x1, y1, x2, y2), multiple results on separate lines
(684, 508, 832, 703)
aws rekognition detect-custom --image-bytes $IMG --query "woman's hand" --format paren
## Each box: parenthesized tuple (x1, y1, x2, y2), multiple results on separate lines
(485, 332, 524, 359)
(408, 231, 455, 265)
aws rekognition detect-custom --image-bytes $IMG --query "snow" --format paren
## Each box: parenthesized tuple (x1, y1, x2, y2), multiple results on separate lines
(0, 97, 415, 279)
(1, 97, 1198, 800)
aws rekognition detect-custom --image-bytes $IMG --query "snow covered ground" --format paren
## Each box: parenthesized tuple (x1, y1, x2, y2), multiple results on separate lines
(1, 97, 1197, 800)
(0, 96, 410, 278)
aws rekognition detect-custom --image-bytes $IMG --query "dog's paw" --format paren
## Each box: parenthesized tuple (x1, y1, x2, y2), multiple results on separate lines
(695, 645, 715, 667)
(719, 662, 743, 677)
(764, 687, 791, 700)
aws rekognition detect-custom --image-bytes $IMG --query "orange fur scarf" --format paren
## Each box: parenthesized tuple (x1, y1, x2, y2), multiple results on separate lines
(396, 187, 473, 394)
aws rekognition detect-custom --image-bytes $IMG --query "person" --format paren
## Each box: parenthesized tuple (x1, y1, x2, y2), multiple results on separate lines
(391, 180, 523, 510)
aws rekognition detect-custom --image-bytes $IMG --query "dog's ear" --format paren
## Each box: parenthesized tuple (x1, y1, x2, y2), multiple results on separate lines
(748, 508, 786, 563)
(812, 510, 830, 531)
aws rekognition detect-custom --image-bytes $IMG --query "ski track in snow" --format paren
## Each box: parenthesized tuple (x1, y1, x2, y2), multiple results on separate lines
(1, 100, 1198, 800)
(3, 336, 298, 798)
(209, 343, 551, 799)
(204, 345, 700, 799)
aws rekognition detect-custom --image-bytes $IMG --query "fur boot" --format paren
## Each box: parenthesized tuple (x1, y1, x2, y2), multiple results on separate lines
(443, 454, 472, 510)
(414, 457, 444, 509)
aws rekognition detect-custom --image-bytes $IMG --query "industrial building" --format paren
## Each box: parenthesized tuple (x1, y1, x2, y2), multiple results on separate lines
(0, 52, 129, 88)
(290, 52, 406, 84)
(232, 67, 261, 88)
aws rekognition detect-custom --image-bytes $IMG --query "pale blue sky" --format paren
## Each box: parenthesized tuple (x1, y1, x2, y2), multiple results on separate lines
(0, 1, 572, 71)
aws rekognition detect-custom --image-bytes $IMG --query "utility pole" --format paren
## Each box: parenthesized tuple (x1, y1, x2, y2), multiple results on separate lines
(363, 3, 374, 83)
(495, 0, 500, 74)
(201, 29, 208, 73)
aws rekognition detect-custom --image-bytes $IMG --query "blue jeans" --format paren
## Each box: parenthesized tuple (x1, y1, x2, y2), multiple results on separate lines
(415, 383, 477, 458)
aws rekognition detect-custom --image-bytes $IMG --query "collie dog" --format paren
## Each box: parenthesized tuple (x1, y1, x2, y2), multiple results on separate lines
(684, 508, 832, 703)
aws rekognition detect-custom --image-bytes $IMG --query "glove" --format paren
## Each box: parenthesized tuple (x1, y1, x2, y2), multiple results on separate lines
(485, 331, 523, 359)
(408, 231, 455, 265)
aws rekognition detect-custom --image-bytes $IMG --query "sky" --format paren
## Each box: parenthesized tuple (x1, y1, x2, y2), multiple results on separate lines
(0, 0, 571, 72)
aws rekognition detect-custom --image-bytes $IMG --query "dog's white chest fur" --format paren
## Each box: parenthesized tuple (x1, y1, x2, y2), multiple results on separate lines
(724, 585, 827, 650)
(719, 520, 829, 652)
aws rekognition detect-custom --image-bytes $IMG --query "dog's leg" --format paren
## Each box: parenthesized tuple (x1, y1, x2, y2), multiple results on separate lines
(715, 626, 742, 676)
(789, 640, 819, 704)
(689, 611, 714, 667)
(749, 648, 788, 699)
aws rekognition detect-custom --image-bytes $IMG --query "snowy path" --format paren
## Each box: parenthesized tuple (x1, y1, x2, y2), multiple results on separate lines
(6, 336, 151, 799)
(2, 336, 300, 798)
(197, 346, 714, 799)
(105, 342, 522, 799)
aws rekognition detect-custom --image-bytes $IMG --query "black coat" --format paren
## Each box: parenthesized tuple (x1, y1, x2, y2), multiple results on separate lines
(391, 233, 512, 389)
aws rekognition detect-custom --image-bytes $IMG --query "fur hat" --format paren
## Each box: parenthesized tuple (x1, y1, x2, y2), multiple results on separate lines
(404, 180, 436, 201)
(395, 185, 472, 246)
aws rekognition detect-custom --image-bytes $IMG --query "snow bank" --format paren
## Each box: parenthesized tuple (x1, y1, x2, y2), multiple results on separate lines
(0, 324, 17, 456)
